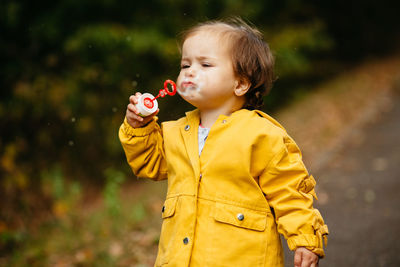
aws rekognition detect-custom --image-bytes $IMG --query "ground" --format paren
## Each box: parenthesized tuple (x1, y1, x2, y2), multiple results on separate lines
(284, 90, 400, 266)
(281, 58, 400, 266)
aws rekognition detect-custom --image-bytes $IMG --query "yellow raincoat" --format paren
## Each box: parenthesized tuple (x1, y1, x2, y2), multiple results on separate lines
(119, 109, 328, 267)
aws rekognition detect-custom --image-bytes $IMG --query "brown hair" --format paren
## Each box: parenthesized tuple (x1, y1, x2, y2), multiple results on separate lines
(179, 17, 275, 110)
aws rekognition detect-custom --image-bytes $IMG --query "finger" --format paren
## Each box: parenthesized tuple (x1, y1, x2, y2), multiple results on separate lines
(129, 95, 135, 104)
(314, 257, 319, 267)
(127, 103, 139, 114)
(294, 250, 302, 267)
(141, 117, 153, 126)
(129, 95, 140, 105)
(301, 257, 311, 267)
(126, 110, 144, 122)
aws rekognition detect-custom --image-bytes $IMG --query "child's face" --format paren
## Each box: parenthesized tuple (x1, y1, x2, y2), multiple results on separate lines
(177, 30, 241, 111)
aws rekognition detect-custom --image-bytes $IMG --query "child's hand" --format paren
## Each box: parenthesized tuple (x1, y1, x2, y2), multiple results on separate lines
(126, 92, 159, 128)
(294, 247, 319, 267)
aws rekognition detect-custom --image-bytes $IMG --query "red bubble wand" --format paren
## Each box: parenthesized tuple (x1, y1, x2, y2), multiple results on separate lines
(142, 80, 177, 109)
(136, 80, 177, 117)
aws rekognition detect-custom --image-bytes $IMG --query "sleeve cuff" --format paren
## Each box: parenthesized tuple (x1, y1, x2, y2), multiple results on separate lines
(287, 224, 329, 258)
(121, 117, 158, 137)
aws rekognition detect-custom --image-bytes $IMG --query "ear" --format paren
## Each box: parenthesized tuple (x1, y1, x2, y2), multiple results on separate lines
(234, 78, 251, 96)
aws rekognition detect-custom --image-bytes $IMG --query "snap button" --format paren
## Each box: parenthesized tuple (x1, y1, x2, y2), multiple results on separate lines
(183, 237, 189, 245)
(184, 125, 190, 131)
(237, 213, 244, 221)
(222, 119, 227, 124)
(162, 205, 165, 213)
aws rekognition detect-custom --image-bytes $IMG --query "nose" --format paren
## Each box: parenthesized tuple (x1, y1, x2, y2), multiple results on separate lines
(185, 66, 196, 77)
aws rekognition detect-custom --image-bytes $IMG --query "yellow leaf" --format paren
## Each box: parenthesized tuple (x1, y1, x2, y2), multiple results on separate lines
(52, 201, 69, 218)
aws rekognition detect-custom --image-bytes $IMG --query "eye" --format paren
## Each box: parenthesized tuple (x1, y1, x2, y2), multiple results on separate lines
(181, 64, 190, 69)
(201, 62, 212, 67)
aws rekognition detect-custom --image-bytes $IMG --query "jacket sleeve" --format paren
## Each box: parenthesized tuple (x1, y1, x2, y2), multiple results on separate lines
(118, 117, 168, 181)
(259, 135, 328, 257)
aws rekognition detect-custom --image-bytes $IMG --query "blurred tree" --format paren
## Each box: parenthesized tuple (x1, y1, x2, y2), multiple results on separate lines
(310, 0, 400, 60)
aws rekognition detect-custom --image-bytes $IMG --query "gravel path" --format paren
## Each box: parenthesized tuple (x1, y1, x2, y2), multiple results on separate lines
(284, 93, 400, 266)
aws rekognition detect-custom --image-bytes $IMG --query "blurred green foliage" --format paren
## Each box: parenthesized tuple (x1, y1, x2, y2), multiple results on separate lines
(103, 168, 125, 218)
(0, 0, 399, 260)
(4, 177, 162, 266)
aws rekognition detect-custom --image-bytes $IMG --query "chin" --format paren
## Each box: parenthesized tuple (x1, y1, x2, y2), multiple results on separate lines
(179, 91, 195, 100)
(181, 96, 201, 108)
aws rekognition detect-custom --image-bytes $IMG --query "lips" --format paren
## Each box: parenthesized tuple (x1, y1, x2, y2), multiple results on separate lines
(181, 81, 196, 88)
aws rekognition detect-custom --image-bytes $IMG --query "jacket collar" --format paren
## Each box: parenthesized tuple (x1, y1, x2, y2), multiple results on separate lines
(185, 108, 251, 126)
(185, 109, 200, 123)
(254, 110, 286, 131)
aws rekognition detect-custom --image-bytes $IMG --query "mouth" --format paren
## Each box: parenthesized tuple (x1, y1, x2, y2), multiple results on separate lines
(178, 78, 202, 97)
(181, 81, 196, 88)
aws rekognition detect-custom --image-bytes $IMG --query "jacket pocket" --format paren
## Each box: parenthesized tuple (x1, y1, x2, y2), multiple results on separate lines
(213, 202, 267, 231)
(209, 202, 268, 266)
(161, 196, 178, 219)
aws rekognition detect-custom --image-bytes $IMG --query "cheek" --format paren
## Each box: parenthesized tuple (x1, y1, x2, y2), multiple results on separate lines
(194, 69, 206, 87)
(177, 71, 184, 82)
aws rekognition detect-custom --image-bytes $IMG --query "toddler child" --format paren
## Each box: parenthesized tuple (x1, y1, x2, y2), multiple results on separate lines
(119, 17, 328, 267)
